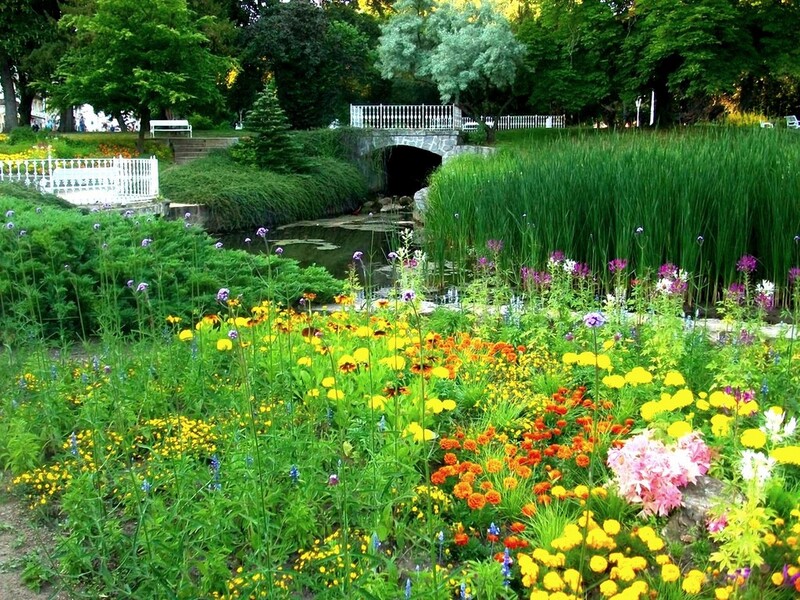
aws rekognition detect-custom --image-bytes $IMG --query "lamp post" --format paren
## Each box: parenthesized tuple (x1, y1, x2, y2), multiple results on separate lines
(635, 96, 642, 127)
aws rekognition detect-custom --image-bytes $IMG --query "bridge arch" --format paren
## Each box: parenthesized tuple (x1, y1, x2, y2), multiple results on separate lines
(357, 131, 460, 158)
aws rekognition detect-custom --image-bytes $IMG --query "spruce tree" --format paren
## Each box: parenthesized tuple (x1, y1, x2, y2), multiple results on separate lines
(245, 82, 307, 173)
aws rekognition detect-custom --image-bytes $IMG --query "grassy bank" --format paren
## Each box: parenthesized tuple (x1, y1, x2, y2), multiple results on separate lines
(426, 128, 800, 303)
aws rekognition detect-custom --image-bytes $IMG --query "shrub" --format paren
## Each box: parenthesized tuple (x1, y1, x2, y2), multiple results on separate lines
(0, 193, 343, 342)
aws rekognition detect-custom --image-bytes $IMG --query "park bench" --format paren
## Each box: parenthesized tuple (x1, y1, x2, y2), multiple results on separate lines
(150, 119, 193, 137)
(786, 115, 799, 129)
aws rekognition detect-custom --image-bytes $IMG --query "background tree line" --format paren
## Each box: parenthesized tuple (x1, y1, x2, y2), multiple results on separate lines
(2, 0, 798, 137)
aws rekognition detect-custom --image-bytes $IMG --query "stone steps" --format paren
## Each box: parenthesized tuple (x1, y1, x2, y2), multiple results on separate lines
(169, 137, 239, 164)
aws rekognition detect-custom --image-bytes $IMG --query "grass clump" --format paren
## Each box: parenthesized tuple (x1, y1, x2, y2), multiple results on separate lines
(160, 151, 367, 232)
(426, 128, 800, 302)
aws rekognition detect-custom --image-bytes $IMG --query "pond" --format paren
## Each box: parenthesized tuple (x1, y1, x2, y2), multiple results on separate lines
(220, 212, 414, 286)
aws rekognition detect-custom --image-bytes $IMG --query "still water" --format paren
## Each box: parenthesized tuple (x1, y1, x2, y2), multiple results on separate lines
(220, 213, 414, 284)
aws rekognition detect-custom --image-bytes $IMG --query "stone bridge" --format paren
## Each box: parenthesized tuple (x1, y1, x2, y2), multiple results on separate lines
(356, 129, 463, 160)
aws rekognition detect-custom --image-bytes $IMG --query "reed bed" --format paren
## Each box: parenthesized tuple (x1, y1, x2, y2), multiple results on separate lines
(426, 129, 800, 305)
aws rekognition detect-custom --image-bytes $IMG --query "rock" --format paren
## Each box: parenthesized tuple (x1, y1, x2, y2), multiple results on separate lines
(378, 196, 397, 207)
(380, 203, 403, 213)
(661, 475, 739, 545)
(413, 187, 429, 212)
(398, 195, 413, 207)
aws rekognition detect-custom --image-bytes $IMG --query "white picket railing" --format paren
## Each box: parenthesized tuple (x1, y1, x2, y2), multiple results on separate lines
(350, 104, 463, 130)
(461, 115, 565, 130)
(0, 155, 159, 206)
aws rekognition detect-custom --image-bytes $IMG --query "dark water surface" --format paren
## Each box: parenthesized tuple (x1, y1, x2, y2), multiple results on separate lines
(220, 213, 413, 283)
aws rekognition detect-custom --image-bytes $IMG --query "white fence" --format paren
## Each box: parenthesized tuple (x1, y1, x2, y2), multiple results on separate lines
(0, 155, 159, 207)
(350, 104, 463, 130)
(349, 105, 565, 131)
(461, 115, 565, 130)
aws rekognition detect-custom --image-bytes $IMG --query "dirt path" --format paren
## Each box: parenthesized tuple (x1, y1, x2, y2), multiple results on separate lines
(0, 478, 69, 600)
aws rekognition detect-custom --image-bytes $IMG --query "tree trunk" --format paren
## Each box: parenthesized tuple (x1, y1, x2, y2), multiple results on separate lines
(137, 106, 150, 153)
(18, 80, 34, 127)
(114, 111, 128, 132)
(1, 56, 19, 131)
(59, 107, 75, 132)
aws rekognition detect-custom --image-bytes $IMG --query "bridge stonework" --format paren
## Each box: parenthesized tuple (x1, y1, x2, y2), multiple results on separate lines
(357, 130, 460, 158)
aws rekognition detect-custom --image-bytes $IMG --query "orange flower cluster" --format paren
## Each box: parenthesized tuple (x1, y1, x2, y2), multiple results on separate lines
(432, 387, 634, 513)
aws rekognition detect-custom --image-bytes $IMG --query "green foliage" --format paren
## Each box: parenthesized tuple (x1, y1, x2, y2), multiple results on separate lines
(0, 195, 343, 341)
(160, 151, 367, 232)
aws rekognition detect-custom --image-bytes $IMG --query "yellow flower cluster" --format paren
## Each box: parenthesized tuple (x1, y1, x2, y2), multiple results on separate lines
(210, 565, 293, 598)
(562, 351, 612, 371)
(640, 389, 694, 421)
(292, 529, 368, 588)
(484, 348, 562, 410)
(406, 484, 451, 519)
(13, 462, 72, 508)
(139, 415, 218, 459)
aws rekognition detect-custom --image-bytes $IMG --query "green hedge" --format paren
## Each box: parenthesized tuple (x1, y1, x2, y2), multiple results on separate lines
(0, 187, 343, 343)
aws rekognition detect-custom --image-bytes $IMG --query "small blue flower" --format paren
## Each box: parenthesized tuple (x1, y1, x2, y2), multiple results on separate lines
(371, 532, 381, 551)
(405, 578, 412, 599)
(378, 415, 387, 432)
(289, 465, 299, 484)
(141, 479, 152, 494)
(70, 431, 78, 456)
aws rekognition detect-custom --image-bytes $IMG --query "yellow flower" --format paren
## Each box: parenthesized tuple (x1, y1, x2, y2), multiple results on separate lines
(602, 520, 621, 536)
(327, 389, 344, 400)
(307, 388, 320, 397)
(404, 422, 436, 442)
(696, 399, 710, 411)
(321, 376, 336, 388)
(715, 586, 731, 599)
(771, 572, 784, 586)
(178, 329, 194, 341)
(663, 371, 686, 386)
(379, 356, 406, 370)
(709, 390, 735, 410)
(771, 446, 800, 465)
(353, 347, 370, 363)
(670, 388, 694, 408)
(667, 421, 693, 439)
(599, 580, 618, 597)
(595, 354, 612, 370)
(216, 338, 233, 351)
(563, 569, 581, 591)
(625, 366, 653, 385)
(369, 395, 387, 410)
(431, 366, 450, 378)
(590, 555, 608, 573)
(297, 356, 312, 367)
(425, 398, 456, 413)
(681, 570, 704, 594)
(710, 414, 733, 437)
(602, 374, 626, 389)
(543, 571, 564, 591)
(562, 352, 579, 365)
(740, 428, 767, 449)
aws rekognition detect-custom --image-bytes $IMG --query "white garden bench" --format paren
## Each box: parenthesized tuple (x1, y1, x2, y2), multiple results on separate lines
(786, 115, 799, 129)
(150, 119, 192, 137)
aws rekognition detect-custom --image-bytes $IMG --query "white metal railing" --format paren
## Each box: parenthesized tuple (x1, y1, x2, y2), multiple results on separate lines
(461, 115, 565, 130)
(0, 155, 159, 206)
(350, 104, 463, 130)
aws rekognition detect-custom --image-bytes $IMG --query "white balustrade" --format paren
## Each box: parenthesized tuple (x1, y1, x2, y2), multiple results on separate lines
(0, 155, 159, 207)
(350, 105, 564, 130)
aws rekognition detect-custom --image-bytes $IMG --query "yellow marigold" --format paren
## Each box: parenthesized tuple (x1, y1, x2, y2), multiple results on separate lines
(379, 356, 406, 370)
(771, 446, 800, 465)
(562, 352, 579, 365)
(529, 592, 548, 600)
(178, 329, 194, 341)
(603, 374, 626, 389)
(740, 428, 767, 449)
(637, 526, 657, 542)
(563, 568, 582, 591)
(710, 414, 733, 437)
(640, 401, 664, 422)
(431, 366, 450, 378)
(543, 571, 565, 591)
(661, 563, 681, 583)
(599, 580, 618, 597)
(667, 421, 692, 439)
(573, 485, 589, 499)
(670, 388, 694, 408)
(327, 389, 344, 400)
(715, 586, 732, 599)
(404, 422, 436, 442)
(369, 395, 387, 410)
(517, 553, 539, 587)
(321, 376, 336, 388)
(551, 485, 568, 499)
(709, 390, 736, 410)
(297, 356, 312, 366)
(596, 353, 612, 370)
(696, 399, 710, 411)
(216, 338, 233, 351)
(681, 570, 704, 594)
(625, 366, 653, 385)
(771, 572, 784, 586)
(663, 371, 686, 386)
(602, 519, 621, 536)
(590, 555, 608, 573)
(353, 347, 370, 363)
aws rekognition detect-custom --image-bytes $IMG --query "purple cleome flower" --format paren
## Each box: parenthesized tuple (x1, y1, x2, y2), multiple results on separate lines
(256, 227, 268, 238)
(141, 238, 152, 248)
(634, 226, 644, 235)
(737, 254, 757, 273)
(136, 282, 149, 293)
(789, 267, 800, 285)
(583, 311, 606, 328)
(353, 251, 363, 262)
(5, 222, 14, 229)
(487, 239, 504, 253)
(126, 279, 134, 288)
(401, 289, 416, 302)
(5, 210, 14, 218)
(228, 329, 238, 340)
(93, 223, 101, 230)
(275, 247, 284, 255)
(217, 288, 230, 303)
(608, 258, 628, 273)
(18, 230, 26, 237)
(215, 241, 223, 249)
(328, 473, 339, 486)
(387, 251, 399, 261)
(244, 237, 251, 244)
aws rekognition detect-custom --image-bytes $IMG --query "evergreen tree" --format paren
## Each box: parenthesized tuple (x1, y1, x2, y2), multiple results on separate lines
(245, 82, 307, 173)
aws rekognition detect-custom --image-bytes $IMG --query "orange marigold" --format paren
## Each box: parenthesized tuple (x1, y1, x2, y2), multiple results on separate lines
(440, 438, 461, 450)
(485, 490, 502, 505)
(454, 532, 469, 546)
(509, 522, 526, 533)
(463, 439, 478, 452)
(575, 454, 590, 468)
(521, 503, 537, 517)
(503, 477, 518, 490)
(480, 481, 495, 491)
(444, 452, 458, 465)
(486, 458, 503, 473)
(467, 493, 486, 510)
(453, 482, 473, 499)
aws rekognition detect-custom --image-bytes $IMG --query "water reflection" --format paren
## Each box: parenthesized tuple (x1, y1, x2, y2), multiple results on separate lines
(220, 213, 413, 283)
